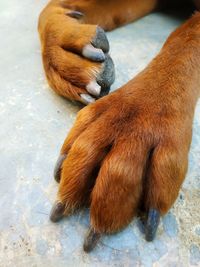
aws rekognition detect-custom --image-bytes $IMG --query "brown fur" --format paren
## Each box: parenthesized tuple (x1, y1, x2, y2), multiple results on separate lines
(39, 1, 200, 234)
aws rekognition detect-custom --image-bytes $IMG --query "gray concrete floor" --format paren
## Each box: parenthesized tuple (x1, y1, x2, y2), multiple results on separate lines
(0, 1, 200, 266)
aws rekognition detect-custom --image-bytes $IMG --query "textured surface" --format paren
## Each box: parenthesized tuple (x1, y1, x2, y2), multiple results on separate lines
(0, 1, 200, 266)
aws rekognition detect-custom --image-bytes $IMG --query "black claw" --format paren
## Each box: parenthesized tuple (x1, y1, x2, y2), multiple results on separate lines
(97, 54, 115, 97)
(83, 228, 101, 253)
(50, 201, 65, 222)
(145, 209, 160, 242)
(54, 154, 67, 183)
(66, 10, 84, 19)
(92, 26, 110, 53)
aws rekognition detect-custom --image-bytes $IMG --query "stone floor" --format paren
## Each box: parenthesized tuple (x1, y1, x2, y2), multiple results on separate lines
(0, 1, 200, 266)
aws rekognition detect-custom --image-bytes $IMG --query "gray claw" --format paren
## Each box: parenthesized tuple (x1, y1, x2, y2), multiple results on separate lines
(145, 208, 160, 242)
(50, 201, 65, 222)
(54, 154, 67, 183)
(83, 228, 101, 253)
(84, 54, 115, 99)
(92, 26, 110, 53)
(80, 94, 96, 105)
(97, 54, 115, 97)
(82, 44, 105, 62)
(86, 80, 101, 96)
(66, 10, 84, 19)
(82, 27, 109, 62)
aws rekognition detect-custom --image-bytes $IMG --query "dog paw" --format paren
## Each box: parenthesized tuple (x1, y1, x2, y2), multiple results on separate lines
(39, 13, 115, 104)
(50, 74, 191, 250)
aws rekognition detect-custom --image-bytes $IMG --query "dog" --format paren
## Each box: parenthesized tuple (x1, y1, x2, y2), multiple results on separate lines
(38, 0, 200, 252)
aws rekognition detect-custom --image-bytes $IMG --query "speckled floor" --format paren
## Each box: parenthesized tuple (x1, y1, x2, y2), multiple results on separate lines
(0, 1, 200, 266)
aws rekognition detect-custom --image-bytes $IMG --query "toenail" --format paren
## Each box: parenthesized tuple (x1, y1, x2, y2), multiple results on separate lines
(82, 44, 105, 62)
(86, 81, 101, 96)
(50, 201, 65, 222)
(66, 10, 84, 19)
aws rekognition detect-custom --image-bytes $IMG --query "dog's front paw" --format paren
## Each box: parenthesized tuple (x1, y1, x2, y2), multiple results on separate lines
(50, 76, 192, 250)
(39, 10, 115, 104)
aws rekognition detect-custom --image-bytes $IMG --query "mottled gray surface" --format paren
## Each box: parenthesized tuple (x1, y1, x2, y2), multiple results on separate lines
(0, 1, 200, 266)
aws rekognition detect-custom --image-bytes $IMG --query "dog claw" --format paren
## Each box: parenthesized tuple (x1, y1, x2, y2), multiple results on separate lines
(54, 154, 67, 183)
(80, 94, 96, 105)
(97, 54, 115, 95)
(83, 228, 101, 253)
(92, 26, 110, 53)
(50, 201, 65, 222)
(145, 208, 160, 242)
(82, 44, 105, 62)
(66, 10, 84, 19)
(86, 80, 101, 96)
